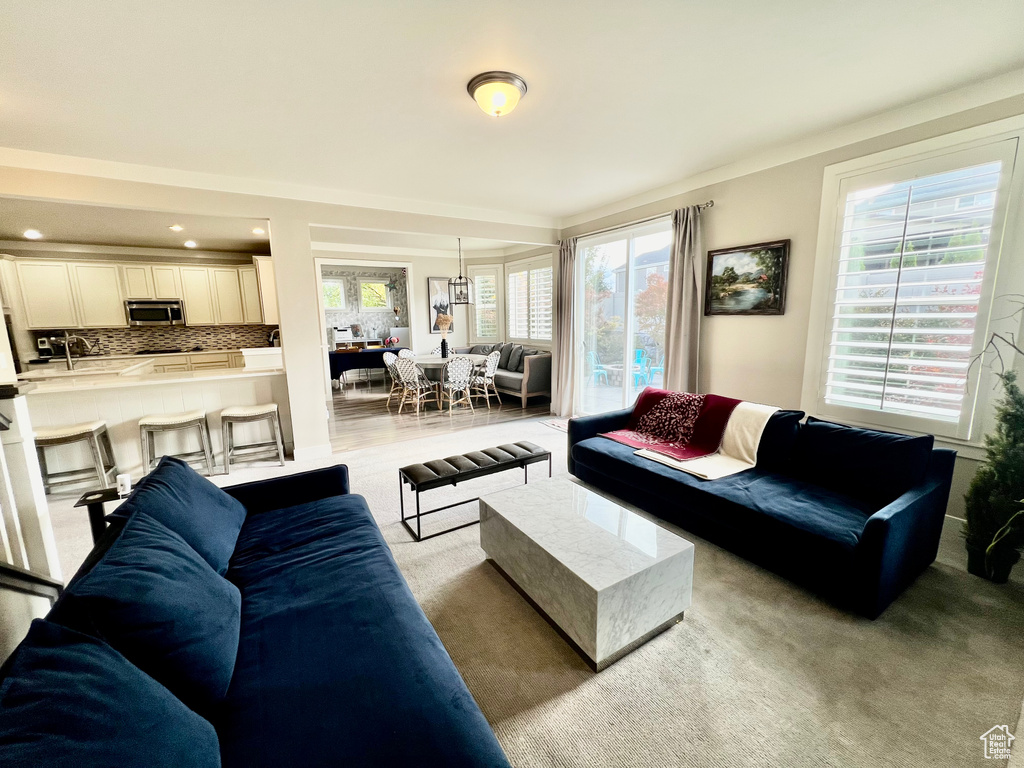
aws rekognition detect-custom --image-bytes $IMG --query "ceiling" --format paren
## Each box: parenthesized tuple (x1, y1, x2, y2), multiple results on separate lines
(0, 2, 1021, 221)
(0, 198, 270, 253)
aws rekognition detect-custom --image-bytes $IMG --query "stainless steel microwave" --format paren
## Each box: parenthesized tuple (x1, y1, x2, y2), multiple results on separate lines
(125, 300, 186, 326)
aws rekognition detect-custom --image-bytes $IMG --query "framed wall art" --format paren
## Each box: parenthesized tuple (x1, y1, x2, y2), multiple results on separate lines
(704, 239, 789, 316)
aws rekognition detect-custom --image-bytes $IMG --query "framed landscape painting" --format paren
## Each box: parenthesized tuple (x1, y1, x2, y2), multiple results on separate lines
(704, 240, 789, 316)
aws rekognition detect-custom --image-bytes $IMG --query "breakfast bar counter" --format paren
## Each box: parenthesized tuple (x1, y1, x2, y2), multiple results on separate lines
(24, 367, 291, 479)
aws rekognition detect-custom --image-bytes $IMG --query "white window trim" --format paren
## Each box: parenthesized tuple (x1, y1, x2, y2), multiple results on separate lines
(505, 254, 553, 347)
(801, 115, 1024, 454)
(358, 279, 393, 312)
(467, 263, 504, 343)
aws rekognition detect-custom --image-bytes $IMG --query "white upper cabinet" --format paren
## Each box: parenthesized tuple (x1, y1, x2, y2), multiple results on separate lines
(239, 266, 263, 324)
(14, 259, 266, 329)
(16, 261, 79, 329)
(253, 256, 278, 325)
(211, 268, 244, 325)
(179, 267, 216, 325)
(121, 265, 155, 299)
(152, 266, 182, 299)
(69, 264, 126, 328)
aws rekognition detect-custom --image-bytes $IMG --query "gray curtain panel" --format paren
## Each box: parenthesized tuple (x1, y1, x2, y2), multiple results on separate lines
(552, 237, 578, 416)
(662, 207, 704, 392)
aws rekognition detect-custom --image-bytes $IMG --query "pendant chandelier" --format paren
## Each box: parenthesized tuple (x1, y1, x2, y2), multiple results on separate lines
(448, 238, 474, 306)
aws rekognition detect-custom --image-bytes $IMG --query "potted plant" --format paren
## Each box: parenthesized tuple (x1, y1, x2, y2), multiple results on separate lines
(963, 371, 1024, 583)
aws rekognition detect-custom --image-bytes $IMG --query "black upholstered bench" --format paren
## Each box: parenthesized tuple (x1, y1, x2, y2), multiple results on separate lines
(399, 441, 552, 541)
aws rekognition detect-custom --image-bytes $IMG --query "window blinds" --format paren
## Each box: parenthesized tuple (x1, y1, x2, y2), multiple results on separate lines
(507, 263, 552, 342)
(825, 160, 1002, 422)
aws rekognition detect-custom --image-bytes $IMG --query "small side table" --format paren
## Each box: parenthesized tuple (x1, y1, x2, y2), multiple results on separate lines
(74, 487, 125, 545)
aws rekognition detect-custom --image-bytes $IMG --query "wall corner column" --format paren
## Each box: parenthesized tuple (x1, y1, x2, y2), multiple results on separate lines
(268, 218, 332, 461)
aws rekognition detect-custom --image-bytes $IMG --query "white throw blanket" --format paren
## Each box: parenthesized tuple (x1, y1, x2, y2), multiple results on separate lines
(635, 401, 779, 480)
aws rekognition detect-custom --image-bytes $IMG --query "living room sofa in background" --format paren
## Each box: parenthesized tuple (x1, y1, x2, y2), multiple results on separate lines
(568, 407, 956, 618)
(0, 457, 511, 768)
(454, 342, 551, 407)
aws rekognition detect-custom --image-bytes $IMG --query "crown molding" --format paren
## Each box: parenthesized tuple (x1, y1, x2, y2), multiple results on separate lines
(558, 67, 1024, 230)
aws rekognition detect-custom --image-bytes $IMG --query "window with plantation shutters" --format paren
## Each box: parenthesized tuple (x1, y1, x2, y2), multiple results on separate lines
(468, 266, 501, 341)
(528, 266, 553, 341)
(815, 134, 1019, 438)
(507, 258, 553, 343)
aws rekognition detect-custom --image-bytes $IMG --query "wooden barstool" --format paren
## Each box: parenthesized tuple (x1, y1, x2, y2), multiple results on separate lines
(35, 420, 118, 494)
(139, 410, 214, 475)
(220, 403, 286, 473)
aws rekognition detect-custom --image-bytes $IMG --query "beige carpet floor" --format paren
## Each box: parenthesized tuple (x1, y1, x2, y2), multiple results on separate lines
(48, 417, 1024, 767)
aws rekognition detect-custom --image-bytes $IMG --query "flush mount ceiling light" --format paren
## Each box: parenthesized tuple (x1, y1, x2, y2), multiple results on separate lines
(467, 71, 527, 117)
(183, 240, 197, 248)
(23, 229, 43, 240)
(252, 227, 265, 235)
(168, 224, 183, 232)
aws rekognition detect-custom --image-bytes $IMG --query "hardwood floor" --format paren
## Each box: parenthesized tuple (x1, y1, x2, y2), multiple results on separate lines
(327, 374, 551, 453)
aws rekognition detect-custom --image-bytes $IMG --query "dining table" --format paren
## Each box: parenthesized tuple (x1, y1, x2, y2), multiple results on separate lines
(409, 353, 488, 382)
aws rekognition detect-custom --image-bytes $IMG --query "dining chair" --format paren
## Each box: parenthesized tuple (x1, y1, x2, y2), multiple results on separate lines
(470, 350, 501, 409)
(440, 356, 475, 415)
(394, 358, 438, 414)
(382, 351, 401, 407)
(397, 349, 416, 359)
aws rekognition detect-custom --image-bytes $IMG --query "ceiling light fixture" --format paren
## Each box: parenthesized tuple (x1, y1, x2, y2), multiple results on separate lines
(23, 229, 43, 240)
(168, 224, 183, 232)
(252, 227, 265, 235)
(448, 238, 474, 306)
(467, 71, 527, 117)
(183, 240, 197, 248)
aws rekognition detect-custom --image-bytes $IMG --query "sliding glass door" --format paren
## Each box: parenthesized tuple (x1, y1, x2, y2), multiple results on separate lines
(576, 218, 672, 414)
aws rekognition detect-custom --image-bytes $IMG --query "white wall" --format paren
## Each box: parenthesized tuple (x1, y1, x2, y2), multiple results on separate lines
(561, 95, 1024, 523)
(314, 251, 469, 354)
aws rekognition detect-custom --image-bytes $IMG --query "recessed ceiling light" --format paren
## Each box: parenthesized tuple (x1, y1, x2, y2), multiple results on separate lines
(252, 227, 265, 235)
(183, 240, 197, 248)
(168, 224, 183, 232)
(467, 71, 527, 117)
(23, 229, 43, 240)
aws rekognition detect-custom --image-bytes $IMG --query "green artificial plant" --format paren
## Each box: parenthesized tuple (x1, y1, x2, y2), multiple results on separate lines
(963, 370, 1024, 583)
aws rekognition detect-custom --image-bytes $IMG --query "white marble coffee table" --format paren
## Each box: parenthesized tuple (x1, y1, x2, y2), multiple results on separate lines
(479, 476, 693, 671)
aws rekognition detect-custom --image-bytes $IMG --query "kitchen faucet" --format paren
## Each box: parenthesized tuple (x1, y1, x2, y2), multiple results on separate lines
(268, 328, 281, 346)
(58, 330, 94, 371)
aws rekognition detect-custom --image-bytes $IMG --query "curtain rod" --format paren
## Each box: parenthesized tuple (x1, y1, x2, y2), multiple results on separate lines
(573, 200, 714, 241)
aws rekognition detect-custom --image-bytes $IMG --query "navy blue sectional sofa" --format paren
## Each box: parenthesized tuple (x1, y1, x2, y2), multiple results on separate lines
(569, 408, 956, 618)
(0, 457, 510, 768)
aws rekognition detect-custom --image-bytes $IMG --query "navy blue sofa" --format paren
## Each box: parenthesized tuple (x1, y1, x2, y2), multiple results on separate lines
(568, 408, 956, 618)
(0, 457, 510, 768)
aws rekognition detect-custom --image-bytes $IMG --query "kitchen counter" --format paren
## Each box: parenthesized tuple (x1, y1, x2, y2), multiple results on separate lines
(24, 366, 284, 394)
(58, 348, 267, 361)
(26, 366, 291, 477)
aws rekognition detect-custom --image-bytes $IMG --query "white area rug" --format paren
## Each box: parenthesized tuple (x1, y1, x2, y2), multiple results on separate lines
(47, 418, 1024, 767)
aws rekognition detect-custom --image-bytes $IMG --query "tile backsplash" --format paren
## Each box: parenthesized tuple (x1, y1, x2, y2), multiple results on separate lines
(33, 325, 279, 356)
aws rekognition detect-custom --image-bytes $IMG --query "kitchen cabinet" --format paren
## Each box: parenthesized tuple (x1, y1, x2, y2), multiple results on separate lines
(239, 267, 263, 324)
(121, 265, 155, 299)
(229, 352, 245, 368)
(70, 264, 126, 328)
(152, 266, 182, 299)
(211, 268, 244, 325)
(253, 256, 278, 325)
(16, 261, 79, 329)
(150, 354, 190, 374)
(179, 268, 216, 325)
(190, 353, 232, 370)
